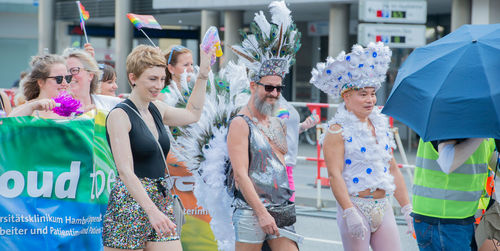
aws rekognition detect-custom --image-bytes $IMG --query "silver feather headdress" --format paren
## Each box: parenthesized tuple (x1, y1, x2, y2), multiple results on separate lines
(231, 1, 301, 82)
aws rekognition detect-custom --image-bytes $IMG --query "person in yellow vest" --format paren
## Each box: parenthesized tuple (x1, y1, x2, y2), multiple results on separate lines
(412, 138, 497, 251)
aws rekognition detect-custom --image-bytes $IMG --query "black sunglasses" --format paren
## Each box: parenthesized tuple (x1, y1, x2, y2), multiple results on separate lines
(256, 82, 284, 93)
(47, 75, 72, 84)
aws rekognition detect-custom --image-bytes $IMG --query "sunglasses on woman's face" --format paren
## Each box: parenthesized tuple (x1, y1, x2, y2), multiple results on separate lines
(47, 75, 73, 84)
(167, 45, 187, 65)
(256, 82, 285, 93)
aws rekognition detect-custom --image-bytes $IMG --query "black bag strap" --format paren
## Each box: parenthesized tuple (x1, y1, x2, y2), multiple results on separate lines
(121, 102, 179, 198)
(0, 92, 4, 111)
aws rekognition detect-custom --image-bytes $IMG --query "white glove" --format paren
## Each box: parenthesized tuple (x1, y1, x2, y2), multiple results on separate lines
(343, 207, 367, 240)
(401, 204, 414, 235)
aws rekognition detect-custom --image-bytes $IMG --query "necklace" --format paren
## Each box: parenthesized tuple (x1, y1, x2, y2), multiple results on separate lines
(246, 104, 288, 154)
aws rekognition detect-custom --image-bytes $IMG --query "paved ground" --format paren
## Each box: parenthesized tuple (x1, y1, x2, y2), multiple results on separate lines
(293, 142, 419, 250)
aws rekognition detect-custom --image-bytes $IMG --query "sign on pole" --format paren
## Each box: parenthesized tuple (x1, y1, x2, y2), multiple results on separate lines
(358, 23, 426, 48)
(308, 21, 329, 36)
(359, 0, 427, 24)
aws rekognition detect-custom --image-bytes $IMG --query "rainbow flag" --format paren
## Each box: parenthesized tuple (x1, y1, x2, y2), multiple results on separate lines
(277, 107, 290, 119)
(127, 13, 162, 30)
(76, 1, 89, 30)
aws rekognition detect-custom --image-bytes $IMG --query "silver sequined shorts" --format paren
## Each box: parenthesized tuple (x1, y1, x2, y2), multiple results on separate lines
(102, 177, 179, 250)
(350, 196, 388, 232)
(232, 208, 295, 244)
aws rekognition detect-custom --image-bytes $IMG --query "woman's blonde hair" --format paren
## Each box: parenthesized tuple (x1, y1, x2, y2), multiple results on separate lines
(62, 47, 101, 94)
(23, 54, 66, 101)
(126, 45, 166, 88)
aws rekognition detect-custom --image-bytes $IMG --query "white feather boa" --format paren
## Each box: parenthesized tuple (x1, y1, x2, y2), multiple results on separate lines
(167, 61, 250, 251)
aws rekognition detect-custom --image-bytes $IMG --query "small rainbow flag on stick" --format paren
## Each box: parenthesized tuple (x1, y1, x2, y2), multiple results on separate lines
(127, 13, 162, 30)
(127, 13, 162, 46)
(76, 1, 89, 44)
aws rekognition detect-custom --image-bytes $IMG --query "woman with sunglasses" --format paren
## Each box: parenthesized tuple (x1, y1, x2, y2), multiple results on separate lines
(157, 45, 193, 104)
(63, 48, 121, 112)
(165, 45, 194, 89)
(103, 44, 215, 251)
(160, 45, 221, 249)
(9, 54, 72, 118)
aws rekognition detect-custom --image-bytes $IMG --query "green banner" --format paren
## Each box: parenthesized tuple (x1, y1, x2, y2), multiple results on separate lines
(0, 113, 117, 250)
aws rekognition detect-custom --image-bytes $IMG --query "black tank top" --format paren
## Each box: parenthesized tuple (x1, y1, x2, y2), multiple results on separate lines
(106, 99, 170, 179)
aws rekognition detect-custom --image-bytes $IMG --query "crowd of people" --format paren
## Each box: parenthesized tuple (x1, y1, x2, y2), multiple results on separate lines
(0, 1, 498, 251)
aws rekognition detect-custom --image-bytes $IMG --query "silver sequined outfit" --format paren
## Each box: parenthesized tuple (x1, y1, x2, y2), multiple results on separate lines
(350, 196, 388, 232)
(232, 115, 293, 209)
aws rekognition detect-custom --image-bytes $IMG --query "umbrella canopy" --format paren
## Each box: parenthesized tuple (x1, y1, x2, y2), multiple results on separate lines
(382, 23, 500, 142)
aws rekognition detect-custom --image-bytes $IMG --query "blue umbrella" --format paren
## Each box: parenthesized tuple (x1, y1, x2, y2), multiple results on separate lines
(382, 23, 500, 142)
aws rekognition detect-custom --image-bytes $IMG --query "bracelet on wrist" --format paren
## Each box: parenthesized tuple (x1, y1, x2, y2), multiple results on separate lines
(197, 73, 209, 80)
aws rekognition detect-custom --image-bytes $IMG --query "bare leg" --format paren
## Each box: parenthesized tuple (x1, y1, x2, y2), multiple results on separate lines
(479, 239, 500, 251)
(267, 237, 298, 251)
(370, 205, 401, 251)
(144, 240, 182, 251)
(337, 205, 371, 251)
(235, 241, 263, 251)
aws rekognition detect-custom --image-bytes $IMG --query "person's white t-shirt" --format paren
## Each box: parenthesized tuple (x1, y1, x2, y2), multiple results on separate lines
(91, 94, 122, 112)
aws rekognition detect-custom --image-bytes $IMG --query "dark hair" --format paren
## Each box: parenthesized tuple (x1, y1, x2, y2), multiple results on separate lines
(99, 64, 116, 82)
(164, 45, 191, 85)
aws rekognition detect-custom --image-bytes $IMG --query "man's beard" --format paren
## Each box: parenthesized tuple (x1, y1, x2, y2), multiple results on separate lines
(253, 94, 278, 116)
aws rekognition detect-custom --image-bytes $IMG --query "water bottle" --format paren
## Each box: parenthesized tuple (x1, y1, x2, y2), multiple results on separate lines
(310, 109, 317, 122)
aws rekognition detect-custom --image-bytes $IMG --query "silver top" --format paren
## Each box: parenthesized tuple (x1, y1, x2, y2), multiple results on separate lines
(232, 115, 293, 209)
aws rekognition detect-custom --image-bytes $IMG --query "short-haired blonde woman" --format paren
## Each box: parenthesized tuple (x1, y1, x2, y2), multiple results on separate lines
(9, 54, 72, 118)
(102, 44, 214, 251)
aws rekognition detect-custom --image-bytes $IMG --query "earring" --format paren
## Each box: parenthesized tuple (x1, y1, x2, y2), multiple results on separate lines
(132, 83, 136, 87)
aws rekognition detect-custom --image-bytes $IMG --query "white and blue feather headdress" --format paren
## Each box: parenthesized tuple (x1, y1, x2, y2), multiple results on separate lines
(310, 42, 391, 98)
(231, 1, 301, 82)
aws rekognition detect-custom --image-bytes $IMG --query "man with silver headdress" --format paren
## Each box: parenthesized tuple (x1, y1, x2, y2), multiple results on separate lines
(227, 1, 301, 250)
(310, 42, 413, 251)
